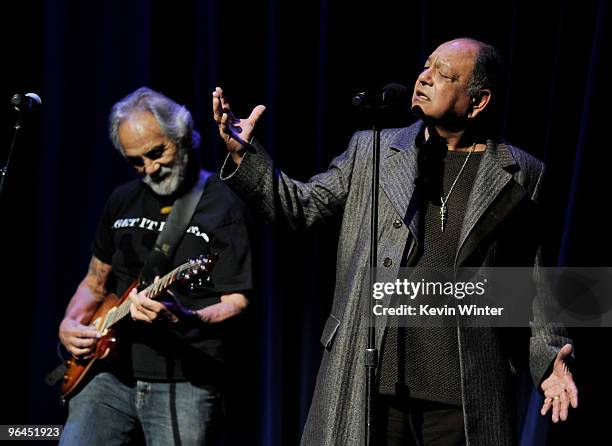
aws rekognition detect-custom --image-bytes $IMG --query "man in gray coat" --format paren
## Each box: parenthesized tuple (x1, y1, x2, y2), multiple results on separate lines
(211, 38, 578, 445)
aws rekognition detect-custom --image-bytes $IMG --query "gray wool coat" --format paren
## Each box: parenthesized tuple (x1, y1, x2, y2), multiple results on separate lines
(221, 121, 571, 446)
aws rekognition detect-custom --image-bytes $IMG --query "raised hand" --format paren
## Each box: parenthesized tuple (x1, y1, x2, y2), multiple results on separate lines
(212, 86, 265, 162)
(540, 343, 579, 423)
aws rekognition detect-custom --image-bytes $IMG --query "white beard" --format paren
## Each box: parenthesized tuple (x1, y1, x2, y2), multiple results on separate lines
(142, 150, 189, 196)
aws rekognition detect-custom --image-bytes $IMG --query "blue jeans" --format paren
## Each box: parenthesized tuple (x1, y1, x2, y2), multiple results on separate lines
(59, 372, 220, 446)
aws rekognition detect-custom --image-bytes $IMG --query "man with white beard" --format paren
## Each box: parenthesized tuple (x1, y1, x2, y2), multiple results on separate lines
(58, 87, 253, 445)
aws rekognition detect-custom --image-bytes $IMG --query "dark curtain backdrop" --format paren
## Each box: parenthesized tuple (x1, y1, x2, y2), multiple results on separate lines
(1, 1, 609, 445)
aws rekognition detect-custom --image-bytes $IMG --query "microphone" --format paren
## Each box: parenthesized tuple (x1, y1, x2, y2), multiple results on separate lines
(352, 83, 407, 108)
(11, 92, 42, 112)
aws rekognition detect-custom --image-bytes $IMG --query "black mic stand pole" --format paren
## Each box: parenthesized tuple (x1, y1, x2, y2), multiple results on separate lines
(0, 109, 23, 196)
(365, 108, 380, 446)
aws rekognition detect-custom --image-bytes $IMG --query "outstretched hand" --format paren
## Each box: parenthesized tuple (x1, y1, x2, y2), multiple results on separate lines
(540, 343, 579, 423)
(212, 86, 266, 162)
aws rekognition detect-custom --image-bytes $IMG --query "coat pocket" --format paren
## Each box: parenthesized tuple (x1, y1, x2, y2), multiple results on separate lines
(320, 314, 341, 350)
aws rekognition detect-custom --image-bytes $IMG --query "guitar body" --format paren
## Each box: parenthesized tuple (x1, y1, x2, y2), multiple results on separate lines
(60, 284, 135, 401)
(57, 254, 216, 402)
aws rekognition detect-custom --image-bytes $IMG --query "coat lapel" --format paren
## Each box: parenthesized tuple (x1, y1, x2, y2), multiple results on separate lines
(379, 123, 424, 244)
(455, 140, 526, 265)
(377, 127, 528, 267)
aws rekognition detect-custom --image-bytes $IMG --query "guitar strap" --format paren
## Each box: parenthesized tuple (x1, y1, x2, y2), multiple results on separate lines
(140, 169, 212, 286)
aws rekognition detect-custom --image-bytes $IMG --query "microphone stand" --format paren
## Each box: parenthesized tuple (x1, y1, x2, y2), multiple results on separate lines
(0, 109, 23, 196)
(353, 83, 406, 444)
(365, 109, 380, 446)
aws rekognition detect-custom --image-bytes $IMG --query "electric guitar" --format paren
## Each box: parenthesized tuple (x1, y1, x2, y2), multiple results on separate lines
(60, 253, 218, 401)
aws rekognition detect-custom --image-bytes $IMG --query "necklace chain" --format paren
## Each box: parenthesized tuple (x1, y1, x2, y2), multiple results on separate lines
(439, 143, 476, 232)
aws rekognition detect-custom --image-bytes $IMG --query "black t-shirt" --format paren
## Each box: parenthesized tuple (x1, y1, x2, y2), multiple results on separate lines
(91, 173, 253, 382)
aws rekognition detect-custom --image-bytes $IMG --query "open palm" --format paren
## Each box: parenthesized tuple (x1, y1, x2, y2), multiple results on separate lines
(212, 86, 266, 154)
(540, 343, 579, 423)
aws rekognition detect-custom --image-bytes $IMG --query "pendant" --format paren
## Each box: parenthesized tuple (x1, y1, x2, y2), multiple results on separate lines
(440, 200, 448, 232)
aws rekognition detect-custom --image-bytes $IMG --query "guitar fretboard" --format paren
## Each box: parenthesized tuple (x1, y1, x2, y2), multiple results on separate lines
(101, 260, 207, 330)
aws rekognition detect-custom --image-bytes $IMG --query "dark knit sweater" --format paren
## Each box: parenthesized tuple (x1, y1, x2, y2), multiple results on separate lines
(379, 149, 483, 405)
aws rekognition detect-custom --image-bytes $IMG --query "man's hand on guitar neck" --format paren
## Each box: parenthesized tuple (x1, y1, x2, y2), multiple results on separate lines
(128, 278, 199, 325)
(128, 281, 249, 326)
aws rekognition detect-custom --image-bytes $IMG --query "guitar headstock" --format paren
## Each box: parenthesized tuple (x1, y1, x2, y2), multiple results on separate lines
(177, 253, 219, 291)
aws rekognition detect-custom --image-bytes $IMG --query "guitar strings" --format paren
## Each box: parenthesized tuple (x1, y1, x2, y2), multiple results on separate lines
(100, 257, 210, 330)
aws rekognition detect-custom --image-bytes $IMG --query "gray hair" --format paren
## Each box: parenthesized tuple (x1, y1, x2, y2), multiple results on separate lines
(465, 40, 503, 101)
(109, 87, 200, 154)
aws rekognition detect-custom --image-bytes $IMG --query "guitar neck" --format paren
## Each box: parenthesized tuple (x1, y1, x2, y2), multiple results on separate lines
(104, 265, 183, 329)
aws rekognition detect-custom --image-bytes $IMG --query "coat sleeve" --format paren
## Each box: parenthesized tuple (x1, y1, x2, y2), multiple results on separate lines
(528, 163, 573, 388)
(220, 133, 364, 230)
